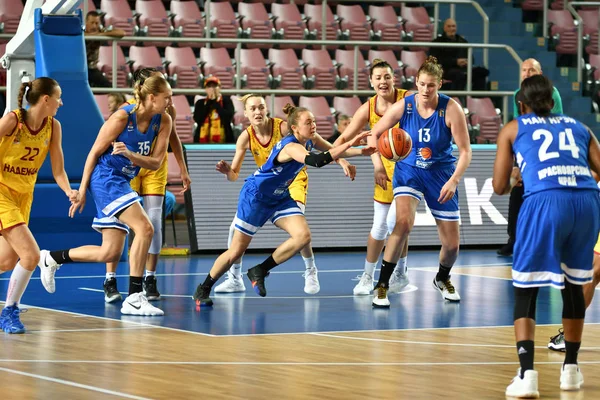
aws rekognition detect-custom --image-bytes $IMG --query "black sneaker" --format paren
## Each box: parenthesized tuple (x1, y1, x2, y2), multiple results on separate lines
(247, 266, 269, 297)
(497, 243, 513, 257)
(143, 275, 161, 301)
(103, 278, 122, 304)
(192, 284, 214, 307)
(548, 328, 566, 352)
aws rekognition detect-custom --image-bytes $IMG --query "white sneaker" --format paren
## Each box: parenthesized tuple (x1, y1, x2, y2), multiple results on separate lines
(303, 267, 320, 294)
(389, 271, 409, 293)
(372, 286, 390, 308)
(353, 273, 374, 295)
(432, 277, 461, 301)
(38, 250, 60, 294)
(214, 272, 246, 293)
(505, 369, 539, 398)
(560, 364, 584, 391)
(120, 292, 164, 316)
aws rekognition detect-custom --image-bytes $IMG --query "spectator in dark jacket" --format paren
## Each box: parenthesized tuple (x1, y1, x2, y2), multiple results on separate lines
(429, 19, 488, 91)
(193, 76, 235, 143)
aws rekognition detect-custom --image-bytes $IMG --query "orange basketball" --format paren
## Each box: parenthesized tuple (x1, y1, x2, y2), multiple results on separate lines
(378, 127, 412, 162)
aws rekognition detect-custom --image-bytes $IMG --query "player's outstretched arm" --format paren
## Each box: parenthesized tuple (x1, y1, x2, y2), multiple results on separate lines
(493, 120, 518, 195)
(332, 103, 370, 147)
(312, 133, 356, 179)
(216, 130, 249, 181)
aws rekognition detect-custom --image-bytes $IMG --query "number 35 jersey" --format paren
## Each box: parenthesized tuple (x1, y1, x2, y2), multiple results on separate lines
(96, 103, 162, 181)
(513, 113, 598, 197)
(0, 109, 52, 193)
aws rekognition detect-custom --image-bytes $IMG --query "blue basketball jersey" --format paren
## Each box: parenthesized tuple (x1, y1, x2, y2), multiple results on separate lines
(245, 134, 314, 200)
(399, 93, 455, 169)
(96, 104, 162, 180)
(513, 113, 598, 197)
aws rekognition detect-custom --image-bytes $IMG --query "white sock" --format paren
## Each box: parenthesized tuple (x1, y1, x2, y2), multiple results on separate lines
(231, 263, 242, 279)
(6, 263, 33, 307)
(145, 270, 155, 277)
(106, 272, 116, 281)
(398, 256, 408, 275)
(302, 256, 316, 270)
(364, 260, 377, 277)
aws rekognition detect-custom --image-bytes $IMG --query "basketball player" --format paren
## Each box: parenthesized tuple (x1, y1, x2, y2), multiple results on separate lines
(493, 75, 600, 397)
(333, 59, 412, 295)
(102, 67, 191, 304)
(192, 104, 375, 306)
(38, 75, 172, 316)
(214, 94, 356, 295)
(366, 56, 472, 308)
(0, 78, 78, 333)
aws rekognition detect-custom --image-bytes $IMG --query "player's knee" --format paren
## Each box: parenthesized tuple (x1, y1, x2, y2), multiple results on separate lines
(392, 217, 412, 237)
(562, 281, 586, 319)
(513, 286, 539, 321)
(442, 241, 460, 257)
(133, 220, 154, 240)
(12, 251, 39, 271)
(370, 223, 388, 241)
(295, 229, 312, 248)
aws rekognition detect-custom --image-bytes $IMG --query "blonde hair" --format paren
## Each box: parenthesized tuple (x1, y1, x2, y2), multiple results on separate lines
(132, 75, 170, 113)
(237, 93, 264, 109)
(417, 56, 444, 82)
(282, 103, 310, 134)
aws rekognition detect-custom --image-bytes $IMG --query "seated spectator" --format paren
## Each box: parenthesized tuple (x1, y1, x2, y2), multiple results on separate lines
(84, 11, 126, 88)
(328, 114, 352, 143)
(107, 93, 127, 114)
(429, 19, 488, 91)
(193, 76, 235, 143)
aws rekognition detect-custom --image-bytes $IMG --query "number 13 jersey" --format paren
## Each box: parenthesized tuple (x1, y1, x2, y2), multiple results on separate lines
(0, 109, 52, 193)
(513, 113, 598, 197)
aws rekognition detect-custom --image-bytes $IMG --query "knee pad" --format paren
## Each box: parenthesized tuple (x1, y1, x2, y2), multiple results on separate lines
(386, 203, 396, 236)
(562, 281, 586, 320)
(143, 196, 163, 254)
(370, 202, 390, 241)
(513, 286, 539, 321)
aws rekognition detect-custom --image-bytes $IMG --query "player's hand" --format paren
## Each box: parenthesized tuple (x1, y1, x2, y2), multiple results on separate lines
(69, 192, 86, 218)
(216, 160, 231, 175)
(338, 158, 356, 181)
(374, 166, 390, 190)
(439, 179, 458, 204)
(111, 142, 132, 158)
(66, 189, 79, 202)
(510, 166, 523, 187)
(179, 171, 192, 194)
(350, 131, 370, 147)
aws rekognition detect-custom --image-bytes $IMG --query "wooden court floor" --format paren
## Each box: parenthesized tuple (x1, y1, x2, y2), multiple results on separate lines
(1, 307, 600, 399)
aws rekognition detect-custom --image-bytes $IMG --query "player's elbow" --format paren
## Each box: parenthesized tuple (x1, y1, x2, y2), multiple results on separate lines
(305, 151, 334, 168)
(492, 179, 508, 196)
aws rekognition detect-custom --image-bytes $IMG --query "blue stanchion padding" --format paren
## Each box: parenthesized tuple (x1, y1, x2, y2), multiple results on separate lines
(34, 8, 103, 182)
(29, 183, 128, 261)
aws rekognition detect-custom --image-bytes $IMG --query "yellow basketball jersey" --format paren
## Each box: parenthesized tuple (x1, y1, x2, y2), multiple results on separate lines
(0, 109, 52, 193)
(248, 117, 285, 166)
(368, 88, 408, 203)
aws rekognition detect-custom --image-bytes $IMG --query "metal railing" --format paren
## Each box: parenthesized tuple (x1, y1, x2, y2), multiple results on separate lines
(73, 35, 520, 93)
(203, 0, 490, 68)
(566, 1, 600, 83)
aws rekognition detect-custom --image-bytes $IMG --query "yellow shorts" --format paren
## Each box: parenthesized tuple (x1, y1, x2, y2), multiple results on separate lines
(130, 155, 168, 196)
(0, 183, 33, 231)
(594, 233, 600, 254)
(289, 168, 308, 205)
(373, 156, 395, 204)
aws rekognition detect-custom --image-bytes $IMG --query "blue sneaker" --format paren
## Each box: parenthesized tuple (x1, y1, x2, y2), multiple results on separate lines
(1, 305, 26, 334)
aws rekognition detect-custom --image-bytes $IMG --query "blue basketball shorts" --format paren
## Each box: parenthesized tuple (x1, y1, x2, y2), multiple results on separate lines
(513, 189, 600, 289)
(89, 165, 141, 233)
(234, 182, 304, 237)
(392, 163, 459, 221)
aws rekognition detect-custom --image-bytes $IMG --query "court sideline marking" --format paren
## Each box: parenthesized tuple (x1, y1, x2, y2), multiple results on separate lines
(0, 366, 150, 399)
